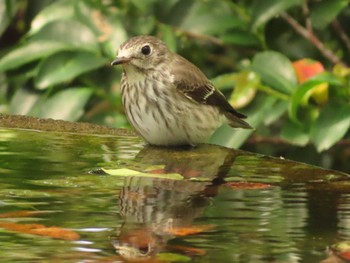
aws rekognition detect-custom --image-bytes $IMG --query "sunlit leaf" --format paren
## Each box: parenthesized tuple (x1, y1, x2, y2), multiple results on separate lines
(252, 51, 297, 94)
(229, 71, 258, 108)
(31, 20, 99, 52)
(35, 51, 107, 89)
(102, 168, 184, 180)
(9, 88, 40, 115)
(310, 0, 348, 30)
(310, 103, 350, 152)
(333, 64, 350, 78)
(0, 41, 73, 72)
(34, 87, 93, 121)
(251, 0, 304, 29)
(213, 71, 258, 109)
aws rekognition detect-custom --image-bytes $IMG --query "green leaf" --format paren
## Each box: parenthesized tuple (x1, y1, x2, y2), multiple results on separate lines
(99, 17, 128, 58)
(264, 100, 288, 125)
(281, 120, 309, 146)
(159, 24, 177, 52)
(289, 73, 343, 123)
(289, 80, 324, 124)
(251, 0, 304, 29)
(130, 0, 158, 11)
(179, 1, 242, 35)
(0, 41, 73, 72)
(221, 31, 259, 46)
(310, 0, 348, 30)
(34, 87, 93, 121)
(35, 51, 107, 89)
(31, 20, 99, 52)
(210, 94, 277, 148)
(29, 0, 75, 35)
(252, 51, 297, 94)
(310, 103, 350, 152)
(0, 0, 21, 36)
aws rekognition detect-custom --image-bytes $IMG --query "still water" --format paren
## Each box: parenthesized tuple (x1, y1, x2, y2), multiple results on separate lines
(0, 128, 350, 262)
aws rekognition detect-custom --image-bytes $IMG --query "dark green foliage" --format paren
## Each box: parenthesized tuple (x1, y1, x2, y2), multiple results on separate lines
(0, 0, 349, 154)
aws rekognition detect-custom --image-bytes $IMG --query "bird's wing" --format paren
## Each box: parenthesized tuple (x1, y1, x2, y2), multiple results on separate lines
(170, 54, 247, 120)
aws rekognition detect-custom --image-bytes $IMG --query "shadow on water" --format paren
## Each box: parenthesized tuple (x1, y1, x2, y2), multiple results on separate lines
(0, 127, 350, 262)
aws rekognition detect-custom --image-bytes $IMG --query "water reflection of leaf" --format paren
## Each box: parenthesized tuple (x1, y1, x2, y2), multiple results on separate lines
(0, 222, 80, 240)
(168, 245, 207, 256)
(224, 182, 272, 190)
(30, 174, 125, 189)
(0, 210, 50, 218)
(327, 241, 350, 262)
(157, 252, 191, 262)
(167, 225, 215, 236)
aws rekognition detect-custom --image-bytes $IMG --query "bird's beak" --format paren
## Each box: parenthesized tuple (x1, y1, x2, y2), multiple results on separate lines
(111, 56, 131, 66)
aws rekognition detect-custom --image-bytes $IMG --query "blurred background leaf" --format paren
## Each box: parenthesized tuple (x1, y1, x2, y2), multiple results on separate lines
(251, 51, 297, 94)
(251, 0, 304, 29)
(310, 0, 348, 30)
(310, 103, 350, 152)
(34, 87, 93, 121)
(0, 0, 350, 172)
(35, 51, 107, 89)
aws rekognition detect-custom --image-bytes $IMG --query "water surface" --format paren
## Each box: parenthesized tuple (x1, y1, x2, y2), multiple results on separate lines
(0, 128, 349, 262)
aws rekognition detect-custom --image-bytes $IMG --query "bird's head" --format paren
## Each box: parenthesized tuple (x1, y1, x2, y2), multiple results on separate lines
(111, 35, 169, 71)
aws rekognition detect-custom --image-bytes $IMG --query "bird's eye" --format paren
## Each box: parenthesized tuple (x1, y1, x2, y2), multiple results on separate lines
(141, 45, 151, 55)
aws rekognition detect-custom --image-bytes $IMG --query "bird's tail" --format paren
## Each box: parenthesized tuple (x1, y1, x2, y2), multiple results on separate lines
(224, 112, 253, 129)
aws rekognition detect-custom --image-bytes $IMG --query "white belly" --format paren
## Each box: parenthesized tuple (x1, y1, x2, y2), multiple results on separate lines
(122, 82, 222, 146)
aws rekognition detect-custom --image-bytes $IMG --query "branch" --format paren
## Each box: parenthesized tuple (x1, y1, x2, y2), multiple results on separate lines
(173, 27, 223, 46)
(280, 12, 346, 66)
(246, 135, 289, 145)
(332, 19, 350, 54)
(302, 2, 312, 33)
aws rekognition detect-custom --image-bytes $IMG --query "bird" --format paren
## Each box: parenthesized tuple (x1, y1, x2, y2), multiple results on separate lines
(111, 35, 252, 146)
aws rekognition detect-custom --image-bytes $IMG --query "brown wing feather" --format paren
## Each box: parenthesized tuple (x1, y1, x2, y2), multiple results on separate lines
(170, 54, 252, 129)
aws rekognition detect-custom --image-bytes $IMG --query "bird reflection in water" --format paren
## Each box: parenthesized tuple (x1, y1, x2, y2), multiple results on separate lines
(111, 144, 240, 261)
